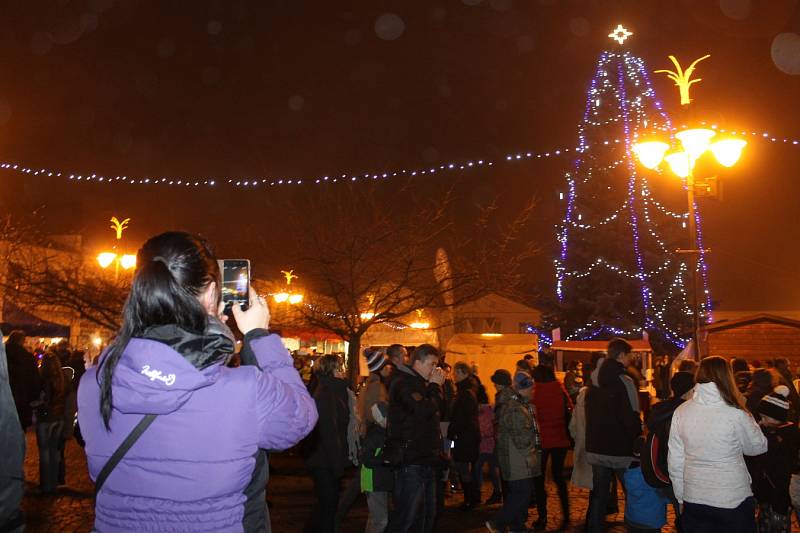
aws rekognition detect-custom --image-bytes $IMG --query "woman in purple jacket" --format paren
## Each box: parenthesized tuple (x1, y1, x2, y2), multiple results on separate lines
(78, 232, 318, 532)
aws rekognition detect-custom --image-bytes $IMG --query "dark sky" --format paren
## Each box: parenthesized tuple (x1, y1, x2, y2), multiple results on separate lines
(1, 0, 799, 312)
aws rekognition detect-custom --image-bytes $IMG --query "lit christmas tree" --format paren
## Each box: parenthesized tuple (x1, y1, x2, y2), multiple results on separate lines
(554, 27, 711, 349)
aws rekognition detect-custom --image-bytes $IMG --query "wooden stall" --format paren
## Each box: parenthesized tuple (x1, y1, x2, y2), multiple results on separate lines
(701, 314, 800, 366)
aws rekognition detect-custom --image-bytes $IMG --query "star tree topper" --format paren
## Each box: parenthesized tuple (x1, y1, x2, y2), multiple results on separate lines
(608, 24, 633, 45)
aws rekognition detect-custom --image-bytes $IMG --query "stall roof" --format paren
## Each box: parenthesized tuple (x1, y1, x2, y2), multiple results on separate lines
(702, 314, 800, 333)
(274, 327, 342, 342)
(551, 339, 652, 353)
(1, 301, 70, 338)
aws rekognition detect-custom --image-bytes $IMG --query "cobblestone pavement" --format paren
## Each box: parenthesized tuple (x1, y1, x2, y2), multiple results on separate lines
(21, 430, 784, 533)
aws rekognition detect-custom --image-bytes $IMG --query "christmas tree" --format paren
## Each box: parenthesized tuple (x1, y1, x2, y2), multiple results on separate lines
(554, 28, 711, 349)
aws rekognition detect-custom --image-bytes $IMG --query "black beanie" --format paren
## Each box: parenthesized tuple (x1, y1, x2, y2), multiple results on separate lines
(670, 371, 696, 398)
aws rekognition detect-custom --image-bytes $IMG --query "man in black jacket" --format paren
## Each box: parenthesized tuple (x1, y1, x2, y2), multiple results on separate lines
(385, 344, 444, 533)
(585, 338, 642, 533)
(5, 331, 40, 432)
(447, 361, 481, 510)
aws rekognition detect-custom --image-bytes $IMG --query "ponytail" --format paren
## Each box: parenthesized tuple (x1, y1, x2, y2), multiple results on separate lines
(98, 232, 219, 429)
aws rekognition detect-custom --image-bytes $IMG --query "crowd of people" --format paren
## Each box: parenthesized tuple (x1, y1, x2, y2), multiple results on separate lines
(1, 232, 800, 533)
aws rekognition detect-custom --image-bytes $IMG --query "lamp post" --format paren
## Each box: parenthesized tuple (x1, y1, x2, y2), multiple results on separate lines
(96, 216, 137, 281)
(632, 56, 747, 357)
(272, 270, 304, 305)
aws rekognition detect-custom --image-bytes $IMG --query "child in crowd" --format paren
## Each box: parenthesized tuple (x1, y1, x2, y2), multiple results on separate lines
(753, 386, 800, 533)
(624, 437, 670, 533)
(360, 401, 393, 533)
(475, 386, 503, 505)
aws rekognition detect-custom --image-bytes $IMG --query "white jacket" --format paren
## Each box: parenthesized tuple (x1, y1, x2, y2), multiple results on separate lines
(668, 382, 767, 509)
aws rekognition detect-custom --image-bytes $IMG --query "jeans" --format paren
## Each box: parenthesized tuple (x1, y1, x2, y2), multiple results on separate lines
(35, 420, 64, 493)
(492, 478, 532, 531)
(681, 497, 756, 533)
(475, 452, 502, 496)
(533, 447, 569, 522)
(366, 491, 389, 533)
(304, 467, 342, 533)
(385, 464, 436, 533)
(790, 474, 800, 525)
(335, 469, 361, 530)
(586, 465, 626, 533)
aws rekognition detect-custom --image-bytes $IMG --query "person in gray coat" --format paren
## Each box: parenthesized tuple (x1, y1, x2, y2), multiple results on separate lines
(0, 329, 25, 532)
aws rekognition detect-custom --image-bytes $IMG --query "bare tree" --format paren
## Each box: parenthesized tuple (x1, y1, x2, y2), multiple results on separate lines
(0, 214, 128, 334)
(277, 184, 538, 382)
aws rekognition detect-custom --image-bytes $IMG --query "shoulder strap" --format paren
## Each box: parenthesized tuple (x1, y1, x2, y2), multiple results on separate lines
(94, 414, 157, 496)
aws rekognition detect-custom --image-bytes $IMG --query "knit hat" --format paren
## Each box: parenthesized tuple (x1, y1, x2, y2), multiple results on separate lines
(513, 371, 533, 391)
(670, 371, 696, 398)
(759, 385, 791, 422)
(364, 348, 387, 373)
(490, 369, 512, 387)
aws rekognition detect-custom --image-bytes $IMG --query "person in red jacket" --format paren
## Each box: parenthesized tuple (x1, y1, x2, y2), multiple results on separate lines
(531, 364, 573, 531)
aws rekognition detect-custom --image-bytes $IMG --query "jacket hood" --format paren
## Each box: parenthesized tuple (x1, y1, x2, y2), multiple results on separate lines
(598, 358, 624, 387)
(692, 382, 724, 406)
(109, 338, 222, 415)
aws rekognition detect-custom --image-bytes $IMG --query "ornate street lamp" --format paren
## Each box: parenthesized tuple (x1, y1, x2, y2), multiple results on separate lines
(96, 216, 136, 280)
(633, 56, 747, 357)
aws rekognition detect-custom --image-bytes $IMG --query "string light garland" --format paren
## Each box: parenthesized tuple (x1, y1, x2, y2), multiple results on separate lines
(0, 124, 795, 190)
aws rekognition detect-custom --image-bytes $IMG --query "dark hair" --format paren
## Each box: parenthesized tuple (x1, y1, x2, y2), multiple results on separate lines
(98, 232, 220, 429)
(387, 344, 406, 363)
(566, 360, 581, 372)
(751, 368, 775, 390)
(730, 358, 749, 374)
(314, 354, 343, 377)
(476, 385, 489, 404)
(523, 354, 534, 361)
(532, 364, 556, 383)
(677, 359, 697, 373)
(696, 356, 746, 410)
(453, 361, 472, 376)
(410, 344, 440, 365)
(607, 338, 633, 360)
(41, 352, 65, 397)
(516, 359, 531, 372)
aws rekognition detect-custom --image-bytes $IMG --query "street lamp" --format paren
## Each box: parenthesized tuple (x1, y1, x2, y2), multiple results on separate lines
(273, 270, 304, 305)
(632, 55, 747, 357)
(96, 216, 137, 280)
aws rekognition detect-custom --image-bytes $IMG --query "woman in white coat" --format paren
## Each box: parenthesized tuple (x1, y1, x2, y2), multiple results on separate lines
(668, 356, 767, 533)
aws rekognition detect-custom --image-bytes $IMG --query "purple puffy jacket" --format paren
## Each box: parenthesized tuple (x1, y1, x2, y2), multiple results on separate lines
(78, 333, 318, 532)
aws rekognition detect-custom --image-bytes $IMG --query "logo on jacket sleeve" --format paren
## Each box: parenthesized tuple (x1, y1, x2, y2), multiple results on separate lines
(140, 365, 177, 386)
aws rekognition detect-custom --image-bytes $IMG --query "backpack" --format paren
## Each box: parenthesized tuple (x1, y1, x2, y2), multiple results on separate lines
(640, 416, 671, 488)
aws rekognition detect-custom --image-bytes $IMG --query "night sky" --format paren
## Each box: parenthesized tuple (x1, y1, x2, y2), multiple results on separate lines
(1, 0, 799, 313)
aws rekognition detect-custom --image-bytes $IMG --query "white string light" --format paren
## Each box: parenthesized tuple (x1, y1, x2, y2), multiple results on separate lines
(0, 122, 795, 190)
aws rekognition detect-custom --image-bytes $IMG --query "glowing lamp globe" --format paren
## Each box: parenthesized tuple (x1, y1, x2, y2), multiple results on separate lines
(710, 139, 747, 167)
(675, 128, 716, 160)
(120, 254, 137, 270)
(97, 252, 116, 268)
(664, 152, 692, 179)
(410, 321, 430, 330)
(288, 293, 304, 304)
(273, 292, 289, 303)
(633, 141, 670, 169)
(360, 312, 375, 320)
